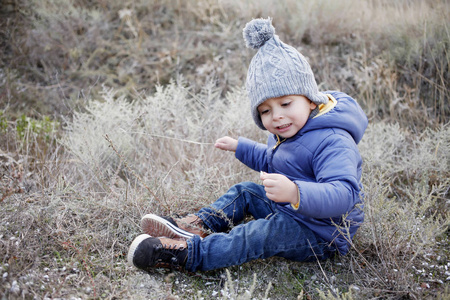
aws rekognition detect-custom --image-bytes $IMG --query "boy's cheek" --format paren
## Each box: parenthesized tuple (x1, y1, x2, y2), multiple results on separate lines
(260, 117, 271, 129)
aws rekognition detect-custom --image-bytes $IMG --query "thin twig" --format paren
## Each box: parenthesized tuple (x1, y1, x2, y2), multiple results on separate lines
(308, 239, 335, 296)
(121, 129, 214, 146)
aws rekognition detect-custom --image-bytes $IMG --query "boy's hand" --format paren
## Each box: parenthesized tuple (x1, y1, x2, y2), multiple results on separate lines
(215, 136, 238, 152)
(260, 172, 299, 206)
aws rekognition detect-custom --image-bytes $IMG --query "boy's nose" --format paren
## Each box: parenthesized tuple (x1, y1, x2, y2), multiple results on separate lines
(272, 109, 284, 120)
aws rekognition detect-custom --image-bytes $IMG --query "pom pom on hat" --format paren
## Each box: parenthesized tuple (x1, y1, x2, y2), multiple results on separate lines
(243, 18, 275, 49)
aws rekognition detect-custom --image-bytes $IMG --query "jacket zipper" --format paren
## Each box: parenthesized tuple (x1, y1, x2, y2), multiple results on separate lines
(272, 135, 287, 150)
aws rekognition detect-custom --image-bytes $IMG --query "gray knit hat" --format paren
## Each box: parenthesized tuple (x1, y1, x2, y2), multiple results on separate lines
(243, 18, 328, 130)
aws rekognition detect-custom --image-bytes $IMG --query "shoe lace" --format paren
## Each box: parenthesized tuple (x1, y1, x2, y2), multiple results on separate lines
(153, 243, 187, 269)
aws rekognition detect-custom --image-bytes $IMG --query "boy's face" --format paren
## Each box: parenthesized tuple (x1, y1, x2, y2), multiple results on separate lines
(258, 95, 317, 138)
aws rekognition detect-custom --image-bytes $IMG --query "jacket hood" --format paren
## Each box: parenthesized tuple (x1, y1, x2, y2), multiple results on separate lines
(300, 91, 368, 144)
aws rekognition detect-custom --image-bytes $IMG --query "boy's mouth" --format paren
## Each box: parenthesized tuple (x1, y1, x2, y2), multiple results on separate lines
(276, 123, 291, 131)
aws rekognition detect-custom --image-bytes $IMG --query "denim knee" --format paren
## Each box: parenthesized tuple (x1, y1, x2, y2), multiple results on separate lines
(196, 182, 276, 232)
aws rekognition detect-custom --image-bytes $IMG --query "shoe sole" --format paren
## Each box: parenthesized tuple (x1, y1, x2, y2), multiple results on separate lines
(141, 214, 197, 240)
(127, 233, 152, 266)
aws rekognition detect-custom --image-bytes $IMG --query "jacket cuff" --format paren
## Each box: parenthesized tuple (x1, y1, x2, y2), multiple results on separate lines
(290, 188, 301, 210)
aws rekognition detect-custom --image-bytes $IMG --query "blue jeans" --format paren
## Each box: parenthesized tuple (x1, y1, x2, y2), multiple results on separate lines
(185, 182, 336, 272)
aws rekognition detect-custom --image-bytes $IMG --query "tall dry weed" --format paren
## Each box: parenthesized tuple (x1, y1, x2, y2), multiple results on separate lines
(61, 81, 264, 215)
(352, 122, 449, 297)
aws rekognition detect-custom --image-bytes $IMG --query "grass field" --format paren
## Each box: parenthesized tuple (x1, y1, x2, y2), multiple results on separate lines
(1, 0, 449, 299)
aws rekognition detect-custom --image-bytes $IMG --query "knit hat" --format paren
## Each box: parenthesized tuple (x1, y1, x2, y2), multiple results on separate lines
(243, 18, 328, 130)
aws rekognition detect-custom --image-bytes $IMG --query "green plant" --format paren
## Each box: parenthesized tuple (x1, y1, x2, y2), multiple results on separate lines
(15, 114, 59, 142)
(0, 111, 7, 133)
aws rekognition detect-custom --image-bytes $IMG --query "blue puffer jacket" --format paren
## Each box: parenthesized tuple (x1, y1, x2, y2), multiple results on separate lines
(235, 91, 368, 255)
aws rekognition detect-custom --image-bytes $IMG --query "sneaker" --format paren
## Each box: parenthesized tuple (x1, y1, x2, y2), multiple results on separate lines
(141, 214, 206, 240)
(127, 234, 188, 271)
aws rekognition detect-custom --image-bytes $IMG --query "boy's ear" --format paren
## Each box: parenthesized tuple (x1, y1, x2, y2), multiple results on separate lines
(310, 101, 317, 110)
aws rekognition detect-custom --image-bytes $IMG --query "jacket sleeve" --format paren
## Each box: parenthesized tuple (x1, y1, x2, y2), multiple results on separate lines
(235, 137, 269, 172)
(293, 134, 363, 218)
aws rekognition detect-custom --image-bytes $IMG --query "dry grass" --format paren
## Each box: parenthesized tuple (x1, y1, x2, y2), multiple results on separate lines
(0, 0, 449, 299)
(1, 0, 448, 126)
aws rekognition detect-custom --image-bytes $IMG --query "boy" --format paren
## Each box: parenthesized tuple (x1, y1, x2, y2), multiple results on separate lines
(127, 18, 368, 272)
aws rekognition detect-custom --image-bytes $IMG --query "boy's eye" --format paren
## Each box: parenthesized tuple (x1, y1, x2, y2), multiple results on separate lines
(260, 109, 269, 115)
(281, 102, 291, 107)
